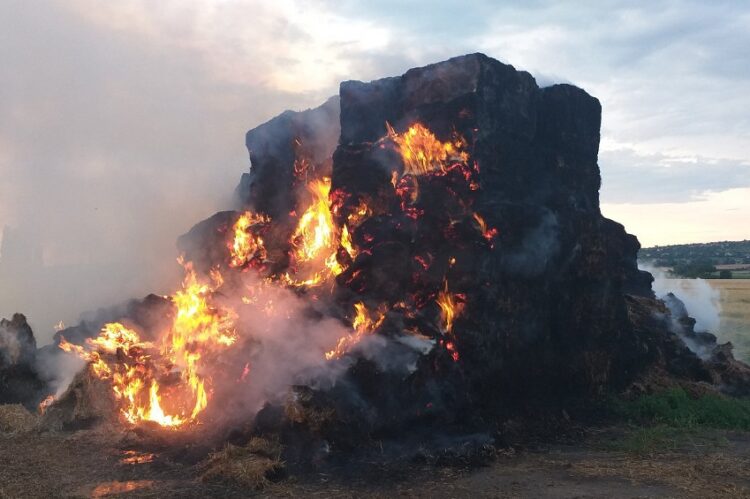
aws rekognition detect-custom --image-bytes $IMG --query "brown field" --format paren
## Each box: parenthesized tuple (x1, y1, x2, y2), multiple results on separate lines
(2, 425, 750, 498)
(705, 279, 750, 362)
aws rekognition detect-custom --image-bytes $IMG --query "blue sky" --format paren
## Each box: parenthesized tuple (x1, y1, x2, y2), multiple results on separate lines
(1, 0, 749, 335)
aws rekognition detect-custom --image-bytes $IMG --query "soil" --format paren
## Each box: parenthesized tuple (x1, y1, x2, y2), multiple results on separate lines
(2, 426, 750, 498)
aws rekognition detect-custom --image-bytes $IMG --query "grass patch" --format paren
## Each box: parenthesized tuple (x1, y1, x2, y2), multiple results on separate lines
(608, 388, 750, 454)
(614, 388, 750, 430)
(609, 424, 729, 455)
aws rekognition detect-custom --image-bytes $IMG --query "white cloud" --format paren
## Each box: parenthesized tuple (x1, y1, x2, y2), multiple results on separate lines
(603, 187, 750, 246)
(600, 148, 750, 203)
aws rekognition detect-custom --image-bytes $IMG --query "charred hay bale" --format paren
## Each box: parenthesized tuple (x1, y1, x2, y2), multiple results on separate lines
(0, 313, 36, 367)
(330, 53, 655, 404)
(0, 313, 47, 408)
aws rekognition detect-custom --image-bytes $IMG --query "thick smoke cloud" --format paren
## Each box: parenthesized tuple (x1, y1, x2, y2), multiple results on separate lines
(0, 0, 324, 342)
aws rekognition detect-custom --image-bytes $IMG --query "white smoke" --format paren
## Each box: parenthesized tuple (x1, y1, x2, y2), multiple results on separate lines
(35, 348, 85, 397)
(502, 211, 560, 276)
(0, 325, 23, 366)
(640, 263, 721, 333)
(160, 270, 434, 425)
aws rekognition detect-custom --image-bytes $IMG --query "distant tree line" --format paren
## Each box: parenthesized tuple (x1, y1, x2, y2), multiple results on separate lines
(640, 240, 750, 279)
(672, 260, 717, 279)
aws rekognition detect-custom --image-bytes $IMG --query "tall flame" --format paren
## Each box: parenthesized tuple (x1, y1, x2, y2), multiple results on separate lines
(282, 177, 358, 287)
(60, 261, 237, 428)
(291, 178, 336, 263)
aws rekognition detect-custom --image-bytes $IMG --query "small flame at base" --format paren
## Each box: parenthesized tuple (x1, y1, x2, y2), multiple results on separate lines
(325, 302, 387, 360)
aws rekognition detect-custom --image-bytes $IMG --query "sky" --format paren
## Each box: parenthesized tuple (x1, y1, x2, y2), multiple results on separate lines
(1, 0, 749, 340)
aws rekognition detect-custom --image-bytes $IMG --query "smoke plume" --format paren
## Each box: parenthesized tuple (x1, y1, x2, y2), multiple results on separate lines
(642, 264, 721, 334)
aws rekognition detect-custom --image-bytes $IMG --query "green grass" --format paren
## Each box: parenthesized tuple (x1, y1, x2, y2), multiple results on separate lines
(614, 388, 750, 430)
(608, 388, 750, 454)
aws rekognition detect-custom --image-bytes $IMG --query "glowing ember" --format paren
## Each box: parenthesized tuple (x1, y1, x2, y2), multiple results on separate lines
(386, 122, 468, 176)
(472, 212, 499, 245)
(325, 302, 387, 360)
(90, 481, 154, 497)
(444, 340, 459, 362)
(345, 198, 373, 229)
(119, 450, 156, 465)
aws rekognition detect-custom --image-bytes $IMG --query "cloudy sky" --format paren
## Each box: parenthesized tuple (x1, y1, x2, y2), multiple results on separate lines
(1, 0, 749, 338)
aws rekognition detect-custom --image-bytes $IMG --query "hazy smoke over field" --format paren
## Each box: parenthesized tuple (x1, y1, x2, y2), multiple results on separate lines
(641, 264, 721, 333)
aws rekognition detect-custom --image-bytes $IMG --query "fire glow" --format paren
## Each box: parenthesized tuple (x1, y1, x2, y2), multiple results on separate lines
(58, 122, 494, 429)
(386, 122, 469, 176)
(59, 262, 236, 428)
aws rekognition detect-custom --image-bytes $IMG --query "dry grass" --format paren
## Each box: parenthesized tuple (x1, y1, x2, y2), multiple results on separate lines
(201, 437, 284, 490)
(0, 404, 37, 434)
(708, 279, 750, 362)
(569, 452, 750, 498)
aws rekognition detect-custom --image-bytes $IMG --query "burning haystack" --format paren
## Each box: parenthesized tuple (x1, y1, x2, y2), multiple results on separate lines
(15, 54, 749, 460)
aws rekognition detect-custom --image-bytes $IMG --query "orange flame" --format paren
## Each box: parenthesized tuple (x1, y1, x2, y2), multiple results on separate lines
(282, 177, 359, 287)
(61, 120, 479, 427)
(291, 178, 336, 264)
(325, 302, 387, 360)
(229, 211, 269, 268)
(91, 481, 154, 497)
(346, 198, 372, 229)
(436, 280, 465, 335)
(386, 122, 468, 176)
(340, 224, 357, 261)
(38, 394, 55, 414)
(60, 261, 237, 428)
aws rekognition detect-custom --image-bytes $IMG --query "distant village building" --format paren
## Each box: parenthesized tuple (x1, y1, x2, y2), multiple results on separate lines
(716, 264, 750, 271)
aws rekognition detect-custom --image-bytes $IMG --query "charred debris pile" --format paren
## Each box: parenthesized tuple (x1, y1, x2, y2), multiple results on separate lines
(3, 54, 750, 459)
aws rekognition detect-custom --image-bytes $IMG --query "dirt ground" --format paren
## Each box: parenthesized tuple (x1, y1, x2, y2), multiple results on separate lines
(2, 425, 750, 498)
